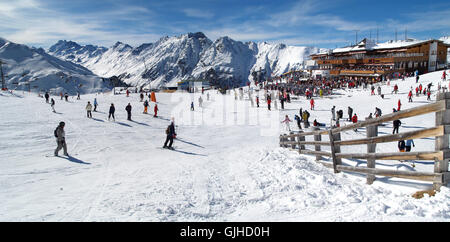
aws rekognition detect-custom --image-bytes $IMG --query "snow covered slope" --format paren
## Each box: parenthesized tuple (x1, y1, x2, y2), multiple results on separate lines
(0, 38, 113, 94)
(1, 70, 450, 221)
(47, 33, 324, 88)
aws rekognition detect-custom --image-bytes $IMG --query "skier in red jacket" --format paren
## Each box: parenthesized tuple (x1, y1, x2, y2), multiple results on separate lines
(154, 104, 159, 117)
(310, 98, 315, 110)
(398, 99, 401, 111)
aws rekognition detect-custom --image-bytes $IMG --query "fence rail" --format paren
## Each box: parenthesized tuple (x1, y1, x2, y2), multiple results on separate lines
(280, 92, 450, 190)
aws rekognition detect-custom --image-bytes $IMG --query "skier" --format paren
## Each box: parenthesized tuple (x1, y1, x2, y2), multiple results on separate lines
(331, 106, 336, 121)
(45, 92, 50, 103)
(50, 98, 55, 112)
(310, 98, 315, 110)
(126, 89, 130, 97)
(143, 100, 149, 113)
(352, 114, 358, 123)
(256, 96, 259, 108)
(60, 92, 63, 100)
(54, 121, 68, 156)
(408, 90, 413, 102)
(393, 119, 402, 134)
(191, 102, 195, 111)
(398, 99, 401, 111)
(140, 93, 144, 102)
(405, 139, 415, 152)
(375, 107, 382, 118)
(199, 96, 203, 108)
(371, 85, 375, 95)
(267, 97, 271, 111)
(302, 110, 310, 128)
(294, 114, 302, 130)
(94, 98, 98, 112)
(398, 140, 406, 152)
(86, 101, 93, 118)
(280, 96, 285, 109)
(443, 70, 447, 81)
(427, 89, 431, 101)
(108, 103, 115, 121)
(163, 121, 176, 150)
(337, 109, 343, 121)
(348, 106, 353, 121)
(125, 103, 132, 121)
(281, 115, 292, 132)
(77, 92, 80, 100)
(154, 103, 158, 117)
(64, 93, 69, 102)
(377, 86, 381, 96)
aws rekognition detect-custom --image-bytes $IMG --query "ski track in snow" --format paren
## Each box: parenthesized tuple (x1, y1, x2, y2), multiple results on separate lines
(1, 70, 450, 221)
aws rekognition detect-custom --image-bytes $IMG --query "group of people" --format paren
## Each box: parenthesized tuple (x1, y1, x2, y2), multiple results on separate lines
(45, 90, 180, 156)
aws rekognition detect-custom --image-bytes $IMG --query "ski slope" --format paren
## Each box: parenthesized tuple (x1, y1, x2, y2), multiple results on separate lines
(1, 70, 450, 221)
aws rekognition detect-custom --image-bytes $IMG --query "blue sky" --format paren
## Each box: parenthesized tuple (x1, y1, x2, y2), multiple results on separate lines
(1, 0, 449, 49)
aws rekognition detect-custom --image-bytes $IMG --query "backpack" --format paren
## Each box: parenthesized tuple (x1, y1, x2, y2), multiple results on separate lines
(165, 126, 169, 135)
(54, 127, 58, 138)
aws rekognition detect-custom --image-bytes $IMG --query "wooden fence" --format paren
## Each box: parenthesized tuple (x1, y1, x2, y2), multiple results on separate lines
(280, 92, 450, 190)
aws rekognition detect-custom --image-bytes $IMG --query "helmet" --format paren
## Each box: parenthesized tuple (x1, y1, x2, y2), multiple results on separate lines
(59, 121, 65, 126)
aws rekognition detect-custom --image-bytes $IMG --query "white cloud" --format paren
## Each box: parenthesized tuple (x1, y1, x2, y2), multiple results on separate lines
(183, 8, 214, 19)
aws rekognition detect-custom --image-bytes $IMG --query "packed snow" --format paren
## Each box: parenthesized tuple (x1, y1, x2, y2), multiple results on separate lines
(1, 70, 450, 221)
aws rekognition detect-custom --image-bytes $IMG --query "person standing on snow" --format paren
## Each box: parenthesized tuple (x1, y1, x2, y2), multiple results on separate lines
(93, 98, 98, 112)
(331, 106, 336, 121)
(143, 100, 149, 113)
(154, 103, 158, 117)
(163, 121, 176, 150)
(64, 93, 69, 102)
(310, 98, 315, 110)
(199, 96, 203, 108)
(108, 103, 116, 121)
(54, 121, 68, 156)
(408, 90, 413, 102)
(393, 119, 402, 134)
(348, 106, 353, 121)
(281, 115, 292, 132)
(267, 96, 271, 111)
(191, 101, 195, 111)
(86, 101, 93, 118)
(405, 139, 415, 152)
(294, 114, 302, 130)
(398, 99, 401, 111)
(125, 103, 132, 121)
(50, 98, 56, 112)
(256, 96, 259, 108)
(45, 92, 50, 103)
(140, 93, 144, 102)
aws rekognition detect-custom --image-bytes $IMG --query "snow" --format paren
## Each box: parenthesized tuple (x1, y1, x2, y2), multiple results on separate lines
(1, 70, 450, 221)
(0, 38, 112, 94)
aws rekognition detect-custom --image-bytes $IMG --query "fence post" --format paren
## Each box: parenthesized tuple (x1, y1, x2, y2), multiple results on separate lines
(313, 127, 322, 161)
(366, 119, 378, 185)
(434, 92, 450, 190)
(333, 131, 342, 168)
(298, 131, 305, 153)
(290, 132, 296, 149)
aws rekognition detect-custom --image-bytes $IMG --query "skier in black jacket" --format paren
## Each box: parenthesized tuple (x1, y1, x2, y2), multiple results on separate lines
(109, 103, 115, 121)
(163, 121, 176, 149)
(125, 103, 132, 121)
(393, 119, 402, 134)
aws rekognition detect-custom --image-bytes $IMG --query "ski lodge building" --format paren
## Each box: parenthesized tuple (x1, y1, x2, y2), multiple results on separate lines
(310, 38, 449, 79)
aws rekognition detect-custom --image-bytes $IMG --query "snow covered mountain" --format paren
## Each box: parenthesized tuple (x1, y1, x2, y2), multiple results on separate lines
(0, 38, 115, 94)
(48, 33, 325, 88)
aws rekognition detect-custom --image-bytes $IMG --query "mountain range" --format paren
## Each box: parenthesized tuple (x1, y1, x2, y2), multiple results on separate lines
(47, 32, 326, 89)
